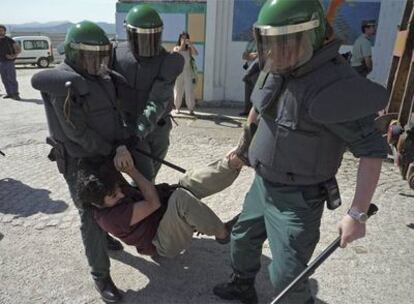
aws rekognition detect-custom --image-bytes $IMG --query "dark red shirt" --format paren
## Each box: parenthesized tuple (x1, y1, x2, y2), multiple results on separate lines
(94, 186, 166, 256)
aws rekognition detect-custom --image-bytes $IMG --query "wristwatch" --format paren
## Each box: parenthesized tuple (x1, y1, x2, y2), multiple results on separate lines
(348, 207, 368, 224)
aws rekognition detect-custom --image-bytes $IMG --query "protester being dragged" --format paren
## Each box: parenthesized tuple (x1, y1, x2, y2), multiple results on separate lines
(77, 153, 244, 258)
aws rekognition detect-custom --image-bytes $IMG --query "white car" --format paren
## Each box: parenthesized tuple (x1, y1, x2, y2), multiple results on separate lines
(13, 36, 54, 68)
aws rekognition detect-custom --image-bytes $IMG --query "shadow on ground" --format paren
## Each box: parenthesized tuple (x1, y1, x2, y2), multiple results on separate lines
(19, 98, 44, 105)
(0, 178, 68, 217)
(15, 66, 53, 70)
(0, 96, 43, 104)
(110, 238, 328, 303)
(175, 112, 243, 129)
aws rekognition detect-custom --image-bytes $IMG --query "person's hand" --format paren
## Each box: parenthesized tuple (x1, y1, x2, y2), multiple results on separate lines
(338, 214, 366, 248)
(248, 52, 258, 61)
(114, 145, 134, 172)
(226, 147, 247, 169)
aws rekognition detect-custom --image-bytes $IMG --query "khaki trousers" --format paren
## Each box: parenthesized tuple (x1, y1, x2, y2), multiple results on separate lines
(152, 159, 241, 257)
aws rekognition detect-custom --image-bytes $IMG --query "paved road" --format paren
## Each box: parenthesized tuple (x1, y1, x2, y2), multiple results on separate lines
(0, 68, 413, 304)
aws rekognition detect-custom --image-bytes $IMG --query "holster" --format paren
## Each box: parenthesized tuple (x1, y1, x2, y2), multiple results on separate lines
(321, 177, 342, 210)
(46, 137, 67, 175)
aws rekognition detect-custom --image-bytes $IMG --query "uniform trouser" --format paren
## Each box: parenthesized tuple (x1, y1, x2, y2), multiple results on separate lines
(134, 117, 172, 182)
(231, 175, 325, 304)
(0, 61, 19, 95)
(174, 70, 195, 112)
(64, 158, 110, 279)
(152, 158, 241, 257)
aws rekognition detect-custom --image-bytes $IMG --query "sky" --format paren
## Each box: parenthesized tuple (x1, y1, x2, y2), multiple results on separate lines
(0, 0, 119, 24)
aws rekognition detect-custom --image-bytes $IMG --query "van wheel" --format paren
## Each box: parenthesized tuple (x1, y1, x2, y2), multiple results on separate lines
(37, 57, 49, 68)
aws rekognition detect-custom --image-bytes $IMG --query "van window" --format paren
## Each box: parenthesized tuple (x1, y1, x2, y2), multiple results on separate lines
(23, 40, 49, 50)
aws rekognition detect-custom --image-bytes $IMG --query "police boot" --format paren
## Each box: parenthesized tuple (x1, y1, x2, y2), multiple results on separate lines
(106, 234, 123, 251)
(213, 274, 258, 304)
(94, 276, 122, 303)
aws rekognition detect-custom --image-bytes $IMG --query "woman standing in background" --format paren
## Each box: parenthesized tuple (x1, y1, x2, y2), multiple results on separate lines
(173, 32, 198, 115)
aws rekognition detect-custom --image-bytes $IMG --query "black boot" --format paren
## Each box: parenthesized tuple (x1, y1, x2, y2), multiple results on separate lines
(12, 94, 21, 101)
(94, 276, 122, 303)
(106, 234, 123, 251)
(213, 274, 258, 304)
(216, 213, 240, 245)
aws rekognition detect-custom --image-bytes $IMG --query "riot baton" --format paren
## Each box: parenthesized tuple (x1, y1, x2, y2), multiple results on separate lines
(0, 150, 5, 156)
(271, 204, 379, 304)
(134, 147, 186, 173)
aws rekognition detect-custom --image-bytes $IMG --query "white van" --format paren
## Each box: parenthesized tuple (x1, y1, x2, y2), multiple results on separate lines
(13, 36, 54, 68)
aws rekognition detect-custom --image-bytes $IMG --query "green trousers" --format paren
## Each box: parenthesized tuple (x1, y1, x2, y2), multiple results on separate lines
(64, 158, 110, 280)
(134, 117, 172, 181)
(231, 175, 325, 304)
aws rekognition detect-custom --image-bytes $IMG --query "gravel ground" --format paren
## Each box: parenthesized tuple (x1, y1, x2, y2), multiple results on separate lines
(0, 68, 413, 304)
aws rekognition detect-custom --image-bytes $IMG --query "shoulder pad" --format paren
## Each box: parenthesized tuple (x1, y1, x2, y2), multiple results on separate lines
(113, 42, 137, 87)
(309, 77, 389, 123)
(31, 66, 88, 96)
(159, 52, 184, 81)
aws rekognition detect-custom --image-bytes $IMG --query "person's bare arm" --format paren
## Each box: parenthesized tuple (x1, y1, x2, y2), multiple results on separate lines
(364, 56, 373, 72)
(247, 107, 259, 125)
(338, 157, 382, 248)
(227, 108, 260, 165)
(125, 167, 161, 226)
(242, 52, 258, 61)
(188, 40, 198, 56)
(13, 42, 21, 55)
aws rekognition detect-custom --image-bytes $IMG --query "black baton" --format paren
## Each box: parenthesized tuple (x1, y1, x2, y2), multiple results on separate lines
(271, 204, 379, 304)
(0, 150, 5, 156)
(134, 147, 186, 173)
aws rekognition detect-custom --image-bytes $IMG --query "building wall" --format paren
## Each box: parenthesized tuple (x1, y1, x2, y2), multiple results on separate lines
(204, 0, 406, 104)
(117, 0, 406, 104)
(116, 0, 206, 101)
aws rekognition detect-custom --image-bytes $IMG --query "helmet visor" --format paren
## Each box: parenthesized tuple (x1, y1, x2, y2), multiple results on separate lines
(70, 43, 112, 76)
(126, 25, 163, 57)
(254, 29, 314, 74)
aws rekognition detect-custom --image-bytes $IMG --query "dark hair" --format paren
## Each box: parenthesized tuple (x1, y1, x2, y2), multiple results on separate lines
(176, 31, 190, 46)
(76, 161, 122, 207)
(0, 25, 6, 31)
(361, 20, 376, 33)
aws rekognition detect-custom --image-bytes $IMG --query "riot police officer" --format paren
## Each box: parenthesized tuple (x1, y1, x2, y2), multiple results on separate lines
(32, 21, 135, 303)
(113, 4, 184, 181)
(213, 1, 389, 303)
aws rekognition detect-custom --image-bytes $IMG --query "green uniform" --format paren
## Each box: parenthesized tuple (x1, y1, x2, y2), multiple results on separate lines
(114, 4, 184, 181)
(214, 1, 389, 303)
(31, 21, 132, 281)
